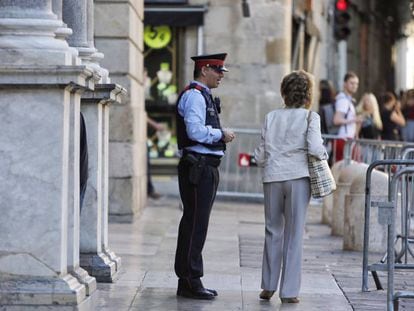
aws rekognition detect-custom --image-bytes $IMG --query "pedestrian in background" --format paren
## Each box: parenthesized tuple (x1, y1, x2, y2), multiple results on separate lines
(254, 70, 327, 304)
(401, 89, 414, 142)
(147, 116, 166, 199)
(318, 79, 336, 134)
(379, 92, 405, 141)
(174, 53, 235, 300)
(356, 93, 383, 139)
(80, 112, 88, 211)
(333, 71, 363, 161)
(318, 79, 336, 166)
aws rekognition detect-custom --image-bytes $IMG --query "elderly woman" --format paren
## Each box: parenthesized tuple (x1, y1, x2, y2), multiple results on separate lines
(254, 70, 327, 303)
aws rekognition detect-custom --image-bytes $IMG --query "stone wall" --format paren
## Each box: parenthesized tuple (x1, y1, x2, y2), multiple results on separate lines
(95, 0, 146, 222)
(185, 0, 292, 129)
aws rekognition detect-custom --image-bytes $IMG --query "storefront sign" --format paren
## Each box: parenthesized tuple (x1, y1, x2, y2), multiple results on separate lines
(144, 25, 172, 49)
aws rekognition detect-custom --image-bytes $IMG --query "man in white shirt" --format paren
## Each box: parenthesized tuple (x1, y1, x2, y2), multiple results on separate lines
(333, 71, 362, 161)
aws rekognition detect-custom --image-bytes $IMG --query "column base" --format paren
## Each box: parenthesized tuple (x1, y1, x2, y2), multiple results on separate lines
(70, 266, 97, 296)
(79, 252, 117, 283)
(0, 274, 96, 310)
(103, 247, 122, 273)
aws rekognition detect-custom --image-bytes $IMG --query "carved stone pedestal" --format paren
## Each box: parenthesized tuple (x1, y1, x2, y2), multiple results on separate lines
(0, 67, 97, 309)
(80, 84, 126, 282)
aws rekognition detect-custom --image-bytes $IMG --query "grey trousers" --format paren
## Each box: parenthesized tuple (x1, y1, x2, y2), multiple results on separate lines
(261, 177, 310, 298)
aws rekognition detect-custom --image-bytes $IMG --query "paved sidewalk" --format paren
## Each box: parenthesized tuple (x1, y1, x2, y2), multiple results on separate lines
(96, 176, 414, 310)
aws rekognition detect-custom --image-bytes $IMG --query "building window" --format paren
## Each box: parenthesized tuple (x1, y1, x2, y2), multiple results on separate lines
(145, 25, 181, 161)
(143, 4, 206, 167)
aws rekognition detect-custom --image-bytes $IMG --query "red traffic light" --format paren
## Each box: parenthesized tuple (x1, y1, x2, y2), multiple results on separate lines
(334, 0, 351, 40)
(336, 0, 348, 11)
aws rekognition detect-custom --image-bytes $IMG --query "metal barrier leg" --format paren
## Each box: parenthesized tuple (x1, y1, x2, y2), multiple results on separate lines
(393, 298, 399, 311)
(378, 202, 395, 310)
(388, 220, 395, 311)
(362, 167, 373, 292)
(372, 271, 383, 290)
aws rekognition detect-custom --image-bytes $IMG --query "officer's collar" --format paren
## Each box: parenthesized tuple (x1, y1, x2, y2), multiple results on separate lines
(191, 80, 211, 94)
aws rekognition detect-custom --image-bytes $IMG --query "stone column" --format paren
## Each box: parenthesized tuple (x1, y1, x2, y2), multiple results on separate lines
(86, 0, 110, 83)
(52, 0, 81, 65)
(101, 96, 123, 268)
(0, 0, 72, 66)
(62, 0, 94, 285)
(63, 0, 108, 82)
(80, 84, 126, 282)
(63, 0, 122, 281)
(67, 82, 100, 297)
(0, 66, 97, 308)
(0, 1, 99, 308)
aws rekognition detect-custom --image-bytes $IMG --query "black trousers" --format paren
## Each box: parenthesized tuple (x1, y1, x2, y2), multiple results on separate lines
(174, 155, 220, 286)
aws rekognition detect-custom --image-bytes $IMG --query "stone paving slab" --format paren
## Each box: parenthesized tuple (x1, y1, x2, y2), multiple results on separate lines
(96, 196, 353, 310)
(96, 177, 414, 310)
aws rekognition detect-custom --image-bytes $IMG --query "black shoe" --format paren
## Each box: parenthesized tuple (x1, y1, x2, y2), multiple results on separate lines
(206, 288, 218, 296)
(280, 297, 299, 303)
(148, 192, 162, 199)
(176, 286, 215, 300)
(259, 290, 275, 300)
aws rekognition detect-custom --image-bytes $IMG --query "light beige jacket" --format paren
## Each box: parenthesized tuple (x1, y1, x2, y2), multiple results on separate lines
(254, 108, 327, 183)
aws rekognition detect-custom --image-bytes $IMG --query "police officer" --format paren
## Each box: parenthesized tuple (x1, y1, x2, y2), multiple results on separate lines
(174, 53, 235, 300)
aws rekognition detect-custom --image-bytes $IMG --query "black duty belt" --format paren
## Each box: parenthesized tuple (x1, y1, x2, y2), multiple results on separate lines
(182, 150, 221, 168)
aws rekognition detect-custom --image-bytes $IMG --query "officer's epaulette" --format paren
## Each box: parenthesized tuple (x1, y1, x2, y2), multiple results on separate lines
(178, 84, 200, 99)
(185, 83, 204, 93)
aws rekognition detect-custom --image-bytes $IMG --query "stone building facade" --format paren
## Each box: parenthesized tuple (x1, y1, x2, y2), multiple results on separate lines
(5, 0, 411, 308)
(142, 0, 332, 183)
(143, 0, 298, 180)
(95, 0, 147, 222)
(144, 0, 293, 137)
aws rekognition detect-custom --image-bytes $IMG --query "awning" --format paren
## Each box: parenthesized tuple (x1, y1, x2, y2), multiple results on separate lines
(144, 5, 207, 26)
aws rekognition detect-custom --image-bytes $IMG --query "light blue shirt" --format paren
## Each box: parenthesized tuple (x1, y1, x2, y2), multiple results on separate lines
(177, 80, 224, 156)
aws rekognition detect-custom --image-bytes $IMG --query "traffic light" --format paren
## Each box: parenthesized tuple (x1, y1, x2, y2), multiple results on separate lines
(334, 0, 351, 40)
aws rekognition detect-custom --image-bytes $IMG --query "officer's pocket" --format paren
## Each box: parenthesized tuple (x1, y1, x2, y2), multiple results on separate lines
(189, 162, 204, 185)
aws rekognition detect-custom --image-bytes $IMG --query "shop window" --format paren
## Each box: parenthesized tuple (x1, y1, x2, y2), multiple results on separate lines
(144, 25, 181, 162)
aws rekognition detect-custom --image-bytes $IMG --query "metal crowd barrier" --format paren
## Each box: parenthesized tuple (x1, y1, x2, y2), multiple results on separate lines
(217, 128, 263, 200)
(216, 130, 348, 200)
(217, 128, 414, 200)
(382, 167, 414, 310)
(342, 139, 414, 166)
(218, 130, 414, 309)
(362, 157, 414, 310)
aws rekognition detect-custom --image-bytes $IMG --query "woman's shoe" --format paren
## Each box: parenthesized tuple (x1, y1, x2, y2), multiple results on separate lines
(259, 290, 275, 300)
(280, 297, 300, 303)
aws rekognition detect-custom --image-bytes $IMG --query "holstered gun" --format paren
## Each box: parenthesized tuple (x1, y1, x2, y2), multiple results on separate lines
(183, 153, 205, 186)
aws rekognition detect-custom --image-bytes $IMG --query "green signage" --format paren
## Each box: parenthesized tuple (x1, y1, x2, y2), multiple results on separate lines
(144, 25, 172, 49)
